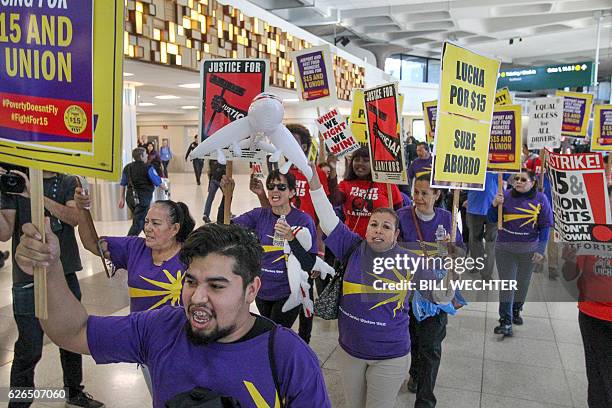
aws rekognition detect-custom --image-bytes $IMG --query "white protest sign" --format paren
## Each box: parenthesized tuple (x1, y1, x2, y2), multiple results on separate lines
(528, 97, 563, 150)
(548, 151, 612, 256)
(315, 108, 360, 158)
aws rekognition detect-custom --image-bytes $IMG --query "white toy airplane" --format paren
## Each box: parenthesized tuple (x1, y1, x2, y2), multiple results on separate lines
(189, 93, 313, 180)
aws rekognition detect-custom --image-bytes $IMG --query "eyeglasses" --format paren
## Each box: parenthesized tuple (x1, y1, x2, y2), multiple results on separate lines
(515, 177, 531, 183)
(267, 183, 288, 191)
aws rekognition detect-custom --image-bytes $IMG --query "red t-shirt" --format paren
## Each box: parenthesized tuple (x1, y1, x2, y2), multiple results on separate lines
(576, 255, 612, 322)
(289, 166, 329, 224)
(337, 179, 403, 238)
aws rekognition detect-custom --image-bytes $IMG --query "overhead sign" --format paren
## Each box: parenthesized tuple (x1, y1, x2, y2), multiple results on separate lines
(497, 62, 594, 91)
(431, 42, 501, 190)
(316, 109, 359, 158)
(591, 104, 612, 151)
(495, 87, 512, 106)
(548, 151, 612, 256)
(363, 82, 407, 184)
(291, 45, 337, 107)
(350, 89, 368, 146)
(488, 105, 522, 173)
(555, 90, 593, 138)
(422, 100, 437, 143)
(200, 59, 269, 139)
(0, 1, 124, 180)
(527, 97, 563, 150)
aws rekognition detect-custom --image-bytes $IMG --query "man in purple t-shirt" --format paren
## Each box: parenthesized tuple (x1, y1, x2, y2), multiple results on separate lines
(407, 142, 433, 191)
(14, 222, 330, 408)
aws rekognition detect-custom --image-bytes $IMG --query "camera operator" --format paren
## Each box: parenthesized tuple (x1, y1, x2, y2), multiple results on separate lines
(0, 165, 103, 408)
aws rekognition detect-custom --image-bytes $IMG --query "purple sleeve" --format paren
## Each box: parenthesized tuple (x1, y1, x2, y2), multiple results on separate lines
(324, 221, 362, 261)
(87, 314, 147, 364)
(537, 192, 554, 228)
(275, 328, 331, 407)
(104, 236, 139, 269)
(233, 208, 261, 230)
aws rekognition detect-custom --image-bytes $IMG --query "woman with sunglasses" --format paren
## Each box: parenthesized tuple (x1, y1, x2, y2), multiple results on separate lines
(221, 169, 317, 329)
(308, 163, 415, 408)
(489, 169, 553, 336)
(396, 172, 466, 407)
(336, 146, 404, 238)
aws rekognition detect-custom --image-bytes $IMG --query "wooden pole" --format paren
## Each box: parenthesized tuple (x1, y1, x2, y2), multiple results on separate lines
(497, 173, 503, 229)
(30, 168, 47, 320)
(223, 161, 233, 225)
(450, 189, 460, 243)
(387, 183, 393, 209)
(538, 148, 546, 192)
(606, 153, 612, 186)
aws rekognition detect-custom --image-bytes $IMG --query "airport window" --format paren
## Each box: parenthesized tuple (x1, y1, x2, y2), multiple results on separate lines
(385, 54, 440, 83)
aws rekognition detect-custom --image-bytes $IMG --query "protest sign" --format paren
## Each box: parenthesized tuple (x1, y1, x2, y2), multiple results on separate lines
(292, 45, 336, 106)
(199, 59, 269, 162)
(548, 151, 612, 256)
(422, 100, 437, 143)
(350, 89, 368, 146)
(0, 1, 124, 179)
(363, 83, 407, 184)
(591, 104, 612, 152)
(527, 97, 563, 150)
(432, 42, 501, 190)
(316, 109, 359, 158)
(488, 105, 522, 173)
(495, 87, 512, 106)
(556, 91, 593, 138)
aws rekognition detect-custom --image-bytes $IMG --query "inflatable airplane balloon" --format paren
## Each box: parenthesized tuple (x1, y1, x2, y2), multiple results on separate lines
(189, 93, 313, 180)
(282, 226, 336, 316)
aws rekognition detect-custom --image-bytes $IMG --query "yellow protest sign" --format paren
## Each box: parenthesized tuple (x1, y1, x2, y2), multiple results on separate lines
(0, 1, 124, 180)
(350, 89, 368, 146)
(438, 43, 500, 123)
(591, 104, 612, 151)
(433, 113, 491, 185)
(556, 90, 593, 138)
(422, 100, 437, 143)
(488, 105, 522, 172)
(432, 42, 500, 190)
(495, 87, 512, 106)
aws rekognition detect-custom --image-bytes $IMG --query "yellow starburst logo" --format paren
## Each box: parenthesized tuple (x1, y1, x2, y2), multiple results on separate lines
(128, 269, 184, 310)
(415, 166, 432, 178)
(262, 235, 287, 264)
(503, 203, 541, 228)
(343, 267, 412, 317)
(244, 381, 281, 408)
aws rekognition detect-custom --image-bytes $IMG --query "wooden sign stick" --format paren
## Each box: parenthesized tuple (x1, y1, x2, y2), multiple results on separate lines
(387, 184, 393, 209)
(606, 153, 612, 185)
(538, 148, 546, 192)
(223, 161, 234, 225)
(30, 168, 47, 320)
(497, 173, 503, 229)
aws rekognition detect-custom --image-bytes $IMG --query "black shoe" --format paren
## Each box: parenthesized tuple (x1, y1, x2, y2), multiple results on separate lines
(494, 321, 513, 336)
(512, 310, 523, 325)
(202, 215, 211, 224)
(406, 376, 417, 393)
(66, 391, 104, 408)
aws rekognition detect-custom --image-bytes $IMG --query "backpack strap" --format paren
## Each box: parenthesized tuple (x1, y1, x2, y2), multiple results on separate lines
(411, 207, 429, 257)
(268, 325, 284, 408)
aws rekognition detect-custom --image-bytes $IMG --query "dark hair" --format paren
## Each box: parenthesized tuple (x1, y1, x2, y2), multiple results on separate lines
(416, 142, 429, 152)
(286, 124, 312, 151)
(346, 146, 372, 181)
(266, 170, 296, 191)
(180, 223, 263, 288)
(371, 207, 399, 229)
(132, 147, 146, 161)
(146, 142, 156, 152)
(511, 169, 538, 198)
(153, 200, 195, 242)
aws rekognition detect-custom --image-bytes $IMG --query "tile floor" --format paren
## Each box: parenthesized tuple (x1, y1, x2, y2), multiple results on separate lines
(0, 172, 590, 408)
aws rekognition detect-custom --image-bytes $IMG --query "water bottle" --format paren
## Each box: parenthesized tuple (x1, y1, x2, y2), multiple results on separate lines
(273, 215, 286, 248)
(435, 224, 448, 257)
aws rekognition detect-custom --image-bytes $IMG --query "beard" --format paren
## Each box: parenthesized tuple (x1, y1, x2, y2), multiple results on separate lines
(184, 321, 236, 346)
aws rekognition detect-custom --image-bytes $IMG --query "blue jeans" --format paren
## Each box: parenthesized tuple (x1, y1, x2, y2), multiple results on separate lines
(10, 274, 84, 407)
(203, 179, 220, 218)
(127, 190, 152, 236)
(495, 248, 536, 323)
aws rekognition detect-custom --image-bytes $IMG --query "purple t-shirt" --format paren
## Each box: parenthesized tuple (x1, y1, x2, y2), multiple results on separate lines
(407, 156, 432, 179)
(397, 206, 463, 251)
(105, 236, 186, 312)
(234, 207, 317, 301)
(497, 190, 553, 251)
(87, 307, 330, 408)
(324, 222, 411, 360)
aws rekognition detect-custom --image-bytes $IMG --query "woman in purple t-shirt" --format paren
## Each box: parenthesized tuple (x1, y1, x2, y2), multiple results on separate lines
(308, 164, 412, 408)
(489, 170, 553, 337)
